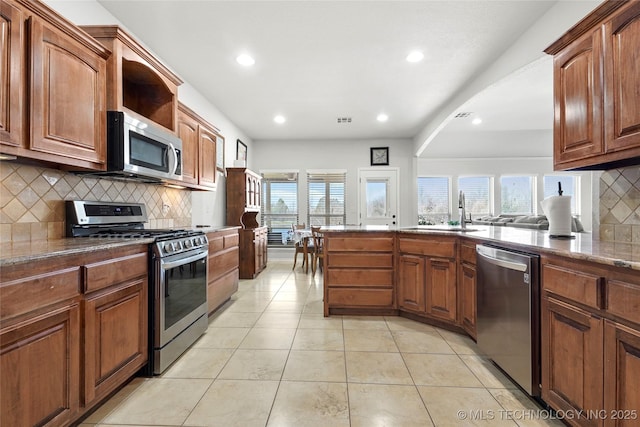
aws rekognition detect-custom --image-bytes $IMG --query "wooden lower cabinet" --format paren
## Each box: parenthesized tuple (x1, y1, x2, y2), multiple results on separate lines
(207, 228, 240, 313)
(324, 232, 395, 315)
(459, 261, 477, 339)
(1, 244, 149, 426)
(541, 255, 640, 426)
(398, 254, 426, 312)
(604, 321, 640, 427)
(541, 296, 604, 426)
(83, 277, 147, 406)
(396, 234, 457, 325)
(1, 303, 81, 427)
(239, 227, 267, 279)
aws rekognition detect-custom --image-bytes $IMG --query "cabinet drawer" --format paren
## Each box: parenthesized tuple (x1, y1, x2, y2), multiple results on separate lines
(84, 252, 148, 293)
(209, 247, 239, 281)
(326, 269, 392, 287)
(224, 233, 239, 248)
(208, 235, 224, 252)
(326, 253, 392, 268)
(399, 238, 456, 258)
(326, 237, 393, 252)
(542, 263, 603, 309)
(328, 288, 393, 308)
(606, 280, 640, 325)
(460, 242, 476, 264)
(1, 267, 81, 319)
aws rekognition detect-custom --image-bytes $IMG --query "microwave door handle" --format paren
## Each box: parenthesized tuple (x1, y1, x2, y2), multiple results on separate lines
(168, 143, 179, 175)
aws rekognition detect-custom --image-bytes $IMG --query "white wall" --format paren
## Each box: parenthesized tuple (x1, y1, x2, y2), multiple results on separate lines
(416, 157, 593, 231)
(44, 0, 253, 227)
(253, 139, 414, 227)
(413, 0, 601, 156)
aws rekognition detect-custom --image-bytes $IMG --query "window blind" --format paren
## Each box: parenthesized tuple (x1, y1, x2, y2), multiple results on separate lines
(417, 176, 450, 224)
(458, 176, 492, 216)
(307, 171, 346, 226)
(262, 172, 298, 245)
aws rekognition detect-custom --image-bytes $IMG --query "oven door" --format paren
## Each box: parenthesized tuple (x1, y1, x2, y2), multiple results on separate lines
(156, 250, 208, 347)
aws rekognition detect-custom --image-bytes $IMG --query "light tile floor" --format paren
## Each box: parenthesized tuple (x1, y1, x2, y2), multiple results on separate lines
(80, 259, 563, 427)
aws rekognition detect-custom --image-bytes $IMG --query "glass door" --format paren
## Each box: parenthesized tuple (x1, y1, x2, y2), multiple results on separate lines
(358, 168, 399, 226)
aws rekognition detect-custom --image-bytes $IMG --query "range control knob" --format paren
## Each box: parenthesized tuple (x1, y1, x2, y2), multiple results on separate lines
(184, 239, 193, 248)
(163, 243, 174, 253)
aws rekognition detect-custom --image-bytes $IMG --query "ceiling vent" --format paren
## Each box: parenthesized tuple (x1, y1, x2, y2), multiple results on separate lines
(454, 112, 473, 118)
(337, 117, 352, 124)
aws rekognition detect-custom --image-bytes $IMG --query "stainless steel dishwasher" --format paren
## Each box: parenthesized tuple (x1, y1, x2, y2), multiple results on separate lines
(476, 244, 540, 397)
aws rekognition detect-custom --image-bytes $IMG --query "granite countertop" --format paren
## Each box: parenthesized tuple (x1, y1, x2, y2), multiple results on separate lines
(0, 237, 156, 268)
(321, 225, 640, 271)
(0, 225, 243, 267)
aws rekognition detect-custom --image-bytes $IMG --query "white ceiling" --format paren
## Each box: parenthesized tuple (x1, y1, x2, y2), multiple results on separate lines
(94, 0, 560, 147)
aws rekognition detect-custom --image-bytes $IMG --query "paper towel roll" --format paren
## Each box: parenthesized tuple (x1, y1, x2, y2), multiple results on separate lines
(540, 196, 572, 236)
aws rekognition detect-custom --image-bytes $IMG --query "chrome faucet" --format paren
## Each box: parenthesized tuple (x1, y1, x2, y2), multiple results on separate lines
(459, 190, 467, 229)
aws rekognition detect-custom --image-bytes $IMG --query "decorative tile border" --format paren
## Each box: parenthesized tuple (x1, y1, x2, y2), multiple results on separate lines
(1, 162, 192, 242)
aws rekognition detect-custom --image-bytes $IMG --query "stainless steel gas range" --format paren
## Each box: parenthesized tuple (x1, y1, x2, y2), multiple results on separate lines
(66, 200, 208, 375)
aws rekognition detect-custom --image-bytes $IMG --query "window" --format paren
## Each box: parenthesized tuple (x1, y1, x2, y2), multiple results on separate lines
(262, 172, 298, 245)
(417, 176, 450, 224)
(500, 176, 534, 214)
(458, 176, 492, 218)
(544, 175, 579, 214)
(308, 171, 346, 226)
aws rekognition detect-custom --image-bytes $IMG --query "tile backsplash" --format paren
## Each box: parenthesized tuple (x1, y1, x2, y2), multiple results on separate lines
(599, 166, 640, 242)
(1, 162, 192, 242)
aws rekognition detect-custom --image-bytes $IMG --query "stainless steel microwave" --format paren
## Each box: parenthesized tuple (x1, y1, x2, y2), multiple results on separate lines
(107, 111, 182, 181)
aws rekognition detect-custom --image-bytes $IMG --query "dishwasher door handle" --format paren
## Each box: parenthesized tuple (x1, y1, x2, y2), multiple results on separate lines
(477, 250, 528, 272)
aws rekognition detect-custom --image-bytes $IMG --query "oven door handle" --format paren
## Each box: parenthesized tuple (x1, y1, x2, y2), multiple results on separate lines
(161, 251, 208, 270)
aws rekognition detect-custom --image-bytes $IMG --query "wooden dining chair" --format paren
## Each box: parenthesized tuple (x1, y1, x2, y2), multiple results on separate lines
(311, 226, 324, 276)
(292, 223, 309, 271)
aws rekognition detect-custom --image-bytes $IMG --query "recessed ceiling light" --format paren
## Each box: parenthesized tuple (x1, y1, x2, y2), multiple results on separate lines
(406, 51, 424, 63)
(472, 117, 483, 125)
(274, 115, 286, 124)
(236, 54, 255, 66)
(377, 113, 389, 122)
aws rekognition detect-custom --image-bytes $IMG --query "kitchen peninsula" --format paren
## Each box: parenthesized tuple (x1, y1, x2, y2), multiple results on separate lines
(322, 225, 640, 427)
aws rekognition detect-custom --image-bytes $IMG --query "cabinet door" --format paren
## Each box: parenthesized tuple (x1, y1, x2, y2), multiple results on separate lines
(604, 321, 640, 427)
(84, 278, 148, 405)
(177, 108, 199, 185)
(542, 297, 603, 426)
(0, 0, 24, 147)
(460, 261, 477, 339)
(553, 27, 604, 169)
(29, 16, 106, 168)
(397, 254, 426, 313)
(198, 126, 217, 188)
(1, 303, 80, 427)
(604, 2, 640, 153)
(425, 257, 457, 322)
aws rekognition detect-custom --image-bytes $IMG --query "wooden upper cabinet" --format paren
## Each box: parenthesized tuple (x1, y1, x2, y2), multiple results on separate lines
(603, 3, 640, 153)
(177, 104, 199, 185)
(546, 0, 640, 170)
(0, 1, 25, 147)
(552, 28, 604, 167)
(177, 102, 222, 189)
(198, 125, 219, 188)
(29, 16, 107, 167)
(1, 0, 109, 170)
(81, 25, 182, 133)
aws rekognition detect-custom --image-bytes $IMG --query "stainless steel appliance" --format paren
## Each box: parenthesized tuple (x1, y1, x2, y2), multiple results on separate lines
(66, 200, 208, 375)
(476, 244, 541, 397)
(105, 111, 183, 182)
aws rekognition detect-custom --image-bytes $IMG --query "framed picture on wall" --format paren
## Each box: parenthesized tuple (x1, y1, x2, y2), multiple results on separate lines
(216, 135, 225, 172)
(237, 139, 247, 164)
